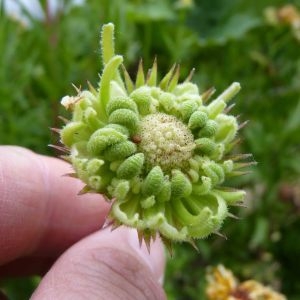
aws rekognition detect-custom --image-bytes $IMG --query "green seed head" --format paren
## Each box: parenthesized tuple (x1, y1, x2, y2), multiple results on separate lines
(58, 23, 252, 249)
(138, 113, 195, 172)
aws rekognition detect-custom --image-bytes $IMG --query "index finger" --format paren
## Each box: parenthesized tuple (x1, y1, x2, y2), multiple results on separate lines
(0, 146, 110, 266)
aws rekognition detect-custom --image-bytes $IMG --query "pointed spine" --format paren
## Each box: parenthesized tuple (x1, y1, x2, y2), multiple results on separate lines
(224, 103, 236, 114)
(87, 80, 98, 95)
(50, 127, 61, 134)
(121, 64, 134, 93)
(238, 120, 249, 130)
(62, 173, 78, 178)
(146, 57, 157, 86)
(49, 144, 70, 153)
(227, 212, 240, 220)
(135, 59, 145, 87)
(78, 185, 95, 195)
(201, 87, 216, 103)
(160, 235, 174, 257)
(184, 68, 195, 82)
(234, 161, 257, 170)
(214, 231, 228, 240)
(58, 116, 70, 124)
(167, 64, 180, 92)
(227, 153, 253, 162)
(71, 83, 81, 93)
(159, 63, 176, 90)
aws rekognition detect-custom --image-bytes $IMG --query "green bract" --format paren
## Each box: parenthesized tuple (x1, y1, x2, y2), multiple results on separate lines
(59, 23, 252, 249)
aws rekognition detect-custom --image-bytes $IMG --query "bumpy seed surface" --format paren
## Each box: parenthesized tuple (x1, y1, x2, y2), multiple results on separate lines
(138, 113, 195, 172)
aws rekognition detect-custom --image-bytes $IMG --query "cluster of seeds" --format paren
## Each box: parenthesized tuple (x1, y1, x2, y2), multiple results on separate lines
(138, 113, 195, 173)
(58, 23, 252, 249)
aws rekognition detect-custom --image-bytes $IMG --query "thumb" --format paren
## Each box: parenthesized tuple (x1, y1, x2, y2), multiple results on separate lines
(31, 227, 166, 300)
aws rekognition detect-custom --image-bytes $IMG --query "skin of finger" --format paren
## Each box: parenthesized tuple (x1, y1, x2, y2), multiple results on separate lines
(0, 146, 110, 266)
(31, 227, 166, 300)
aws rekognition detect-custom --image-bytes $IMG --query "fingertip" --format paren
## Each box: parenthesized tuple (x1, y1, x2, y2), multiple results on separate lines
(0, 146, 110, 264)
(127, 229, 165, 284)
(32, 227, 166, 300)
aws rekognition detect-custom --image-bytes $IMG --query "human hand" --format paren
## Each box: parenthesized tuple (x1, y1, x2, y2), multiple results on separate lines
(0, 146, 166, 299)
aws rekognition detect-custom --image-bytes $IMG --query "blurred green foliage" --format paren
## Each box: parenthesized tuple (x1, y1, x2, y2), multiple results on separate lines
(1, 0, 300, 299)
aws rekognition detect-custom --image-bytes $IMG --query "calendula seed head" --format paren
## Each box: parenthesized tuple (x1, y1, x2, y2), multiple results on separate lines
(138, 113, 195, 172)
(58, 23, 252, 249)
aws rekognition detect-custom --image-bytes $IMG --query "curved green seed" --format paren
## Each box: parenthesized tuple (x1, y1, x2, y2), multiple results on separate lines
(188, 111, 208, 130)
(215, 189, 246, 205)
(84, 107, 103, 129)
(179, 100, 198, 121)
(156, 180, 171, 202)
(192, 176, 212, 195)
(60, 122, 87, 147)
(106, 96, 138, 115)
(171, 170, 192, 199)
(210, 162, 225, 184)
(159, 92, 176, 113)
(223, 160, 234, 173)
(86, 158, 105, 175)
(112, 180, 130, 201)
(105, 123, 130, 136)
(195, 138, 217, 156)
(142, 166, 164, 196)
(187, 169, 199, 183)
(88, 175, 103, 191)
(199, 120, 218, 137)
(173, 82, 199, 96)
(108, 108, 139, 133)
(87, 127, 126, 155)
(173, 198, 210, 227)
(130, 87, 153, 115)
(104, 141, 137, 161)
(141, 196, 156, 209)
(215, 115, 238, 144)
(117, 153, 144, 179)
(200, 161, 226, 185)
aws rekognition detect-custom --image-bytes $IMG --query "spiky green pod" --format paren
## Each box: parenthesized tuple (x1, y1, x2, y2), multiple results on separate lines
(59, 23, 253, 249)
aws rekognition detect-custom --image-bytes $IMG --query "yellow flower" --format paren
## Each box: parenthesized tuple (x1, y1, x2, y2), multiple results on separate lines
(206, 265, 286, 300)
(206, 265, 238, 300)
(264, 5, 300, 41)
